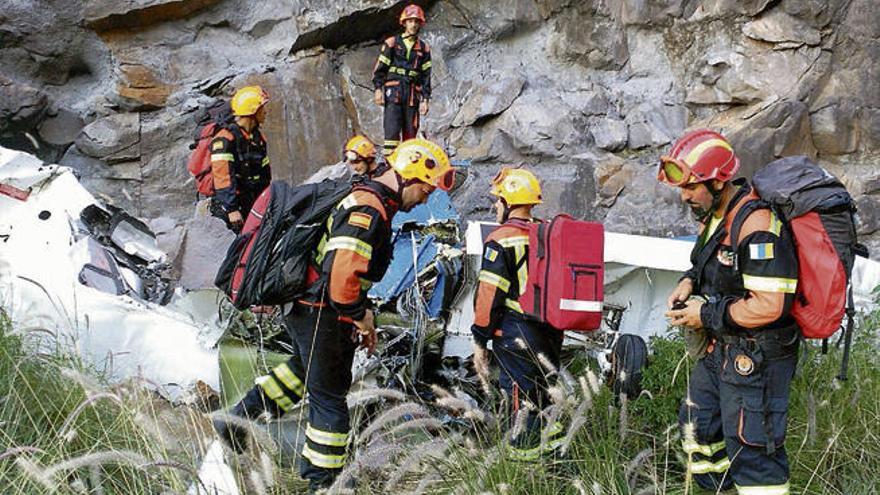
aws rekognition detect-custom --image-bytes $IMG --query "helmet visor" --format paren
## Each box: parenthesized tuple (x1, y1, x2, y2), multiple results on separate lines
(657, 157, 693, 186)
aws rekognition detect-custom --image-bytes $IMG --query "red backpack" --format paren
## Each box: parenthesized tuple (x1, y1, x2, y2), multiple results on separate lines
(518, 214, 605, 332)
(730, 156, 865, 339)
(187, 100, 234, 197)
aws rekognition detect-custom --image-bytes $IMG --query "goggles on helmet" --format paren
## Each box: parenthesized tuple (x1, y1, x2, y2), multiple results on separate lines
(344, 151, 363, 163)
(657, 156, 696, 187)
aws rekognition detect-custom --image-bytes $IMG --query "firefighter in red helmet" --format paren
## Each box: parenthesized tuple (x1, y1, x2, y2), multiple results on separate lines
(661, 129, 799, 495)
(372, 4, 432, 157)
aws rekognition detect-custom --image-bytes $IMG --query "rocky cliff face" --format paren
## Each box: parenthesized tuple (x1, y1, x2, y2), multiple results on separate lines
(2, 0, 879, 257)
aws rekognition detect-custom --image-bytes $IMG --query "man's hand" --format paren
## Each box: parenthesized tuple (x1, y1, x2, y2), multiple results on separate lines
(374, 88, 384, 106)
(228, 210, 244, 232)
(354, 309, 377, 355)
(667, 277, 694, 309)
(665, 298, 704, 330)
(419, 100, 429, 116)
(472, 343, 490, 381)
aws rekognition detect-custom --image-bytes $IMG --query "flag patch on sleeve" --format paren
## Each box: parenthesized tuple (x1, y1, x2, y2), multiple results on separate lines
(212, 141, 224, 151)
(348, 212, 373, 229)
(484, 247, 498, 262)
(749, 242, 775, 260)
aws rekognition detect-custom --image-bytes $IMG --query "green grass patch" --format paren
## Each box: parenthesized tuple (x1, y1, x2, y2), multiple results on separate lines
(0, 312, 208, 494)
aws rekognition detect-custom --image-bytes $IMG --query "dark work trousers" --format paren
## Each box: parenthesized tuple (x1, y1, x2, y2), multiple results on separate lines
(679, 335, 798, 493)
(237, 302, 358, 487)
(284, 303, 358, 486)
(492, 312, 564, 458)
(382, 80, 420, 156)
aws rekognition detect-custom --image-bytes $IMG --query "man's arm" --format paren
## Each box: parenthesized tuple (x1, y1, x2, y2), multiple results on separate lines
(371, 38, 394, 91)
(322, 204, 385, 321)
(418, 43, 432, 101)
(471, 240, 511, 347)
(210, 133, 239, 213)
(701, 209, 798, 332)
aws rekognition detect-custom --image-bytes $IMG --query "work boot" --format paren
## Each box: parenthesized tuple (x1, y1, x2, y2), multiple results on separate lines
(308, 476, 353, 495)
(212, 388, 267, 453)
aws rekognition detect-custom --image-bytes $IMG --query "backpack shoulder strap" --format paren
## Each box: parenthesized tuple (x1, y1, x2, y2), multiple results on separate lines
(353, 178, 402, 217)
(221, 123, 246, 165)
(730, 199, 770, 252)
(730, 198, 769, 272)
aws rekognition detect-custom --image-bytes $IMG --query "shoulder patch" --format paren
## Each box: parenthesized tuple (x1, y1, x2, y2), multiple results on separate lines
(348, 211, 373, 230)
(212, 141, 224, 150)
(749, 242, 775, 260)
(484, 246, 498, 262)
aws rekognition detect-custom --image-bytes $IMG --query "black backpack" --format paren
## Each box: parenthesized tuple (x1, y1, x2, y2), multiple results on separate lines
(214, 179, 354, 309)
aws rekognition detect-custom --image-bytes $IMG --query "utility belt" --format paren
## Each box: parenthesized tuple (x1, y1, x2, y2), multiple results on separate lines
(718, 324, 799, 360)
(387, 66, 421, 79)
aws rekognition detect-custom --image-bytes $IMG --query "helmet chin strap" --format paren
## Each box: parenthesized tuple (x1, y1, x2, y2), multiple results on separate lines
(499, 199, 511, 223)
(691, 182, 725, 223)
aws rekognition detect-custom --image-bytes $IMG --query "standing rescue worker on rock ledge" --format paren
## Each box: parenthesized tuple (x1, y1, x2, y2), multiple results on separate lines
(213, 139, 455, 493)
(660, 129, 799, 495)
(210, 85, 271, 233)
(372, 4, 432, 157)
(471, 168, 565, 461)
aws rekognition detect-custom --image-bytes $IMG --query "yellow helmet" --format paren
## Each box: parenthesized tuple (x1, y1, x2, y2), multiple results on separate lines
(344, 135, 376, 162)
(231, 86, 269, 116)
(490, 167, 542, 205)
(389, 138, 455, 191)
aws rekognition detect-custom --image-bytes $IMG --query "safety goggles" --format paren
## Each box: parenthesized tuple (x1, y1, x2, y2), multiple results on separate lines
(344, 151, 367, 164)
(437, 168, 455, 191)
(421, 157, 456, 191)
(657, 156, 696, 186)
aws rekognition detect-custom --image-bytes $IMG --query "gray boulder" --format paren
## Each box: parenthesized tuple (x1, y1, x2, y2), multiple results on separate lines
(84, 0, 222, 32)
(38, 108, 85, 146)
(592, 118, 628, 151)
(60, 145, 141, 212)
(0, 76, 47, 136)
(290, 0, 418, 52)
(707, 99, 816, 178)
(742, 10, 821, 47)
(548, 2, 629, 70)
(452, 75, 525, 128)
(449, 0, 542, 40)
(76, 113, 140, 163)
(811, 101, 860, 156)
(176, 204, 235, 290)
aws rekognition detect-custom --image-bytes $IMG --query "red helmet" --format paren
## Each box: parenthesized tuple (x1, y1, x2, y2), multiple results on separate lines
(399, 4, 426, 25)
(657, 129, 740, 186)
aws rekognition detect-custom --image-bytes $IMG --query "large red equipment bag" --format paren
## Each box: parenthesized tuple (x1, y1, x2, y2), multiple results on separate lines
(519, 214, 604, 332)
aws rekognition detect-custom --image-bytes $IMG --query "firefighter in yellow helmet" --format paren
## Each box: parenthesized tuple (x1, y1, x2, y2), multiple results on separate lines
(210, 85, 271, 233)
(213, 138, 454, 493)
(343, 135, 379, 176)
(471, 167, 565, 461)
(372, 4, 432, 157)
